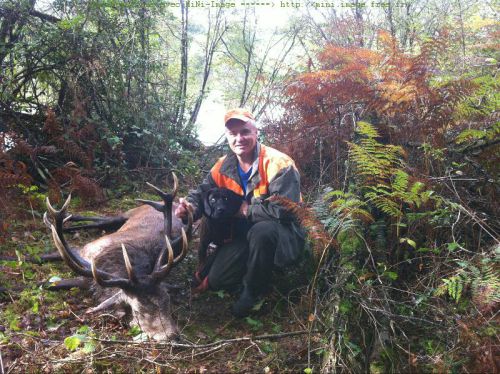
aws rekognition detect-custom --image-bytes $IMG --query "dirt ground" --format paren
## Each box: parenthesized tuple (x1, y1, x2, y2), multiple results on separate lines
(0, 199, 321, 373)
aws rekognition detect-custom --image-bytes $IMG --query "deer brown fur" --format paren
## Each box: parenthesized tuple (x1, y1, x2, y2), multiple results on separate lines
(44, 174, 192, 341)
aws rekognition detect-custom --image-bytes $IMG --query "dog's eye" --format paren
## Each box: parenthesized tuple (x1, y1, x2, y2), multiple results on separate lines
(223, 197, 228, 201)
(210, 198, 216, 204)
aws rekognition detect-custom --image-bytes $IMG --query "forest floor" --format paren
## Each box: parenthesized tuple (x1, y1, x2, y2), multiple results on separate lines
(0, 195, 320, 373)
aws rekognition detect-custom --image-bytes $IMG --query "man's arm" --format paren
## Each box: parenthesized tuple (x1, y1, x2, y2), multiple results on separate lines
(176, 172, 217, 221)
(247, 165, 301, 223)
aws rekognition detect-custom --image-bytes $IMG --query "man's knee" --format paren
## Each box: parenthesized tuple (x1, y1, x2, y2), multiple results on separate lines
(208, 265, 243, 292)
(206, 239, 248, 291)
(247, 221, 280, 247)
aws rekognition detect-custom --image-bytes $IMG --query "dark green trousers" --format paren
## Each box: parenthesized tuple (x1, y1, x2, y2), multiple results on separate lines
(207, 220, 304, 296)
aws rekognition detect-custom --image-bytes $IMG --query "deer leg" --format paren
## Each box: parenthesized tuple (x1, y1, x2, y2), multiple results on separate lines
(44, 277, 92, 290)
(86, 291, 123, 314)
(0, 252, 63, 263)
(0, 277, 91, 300)
(63, 215, 128, 233)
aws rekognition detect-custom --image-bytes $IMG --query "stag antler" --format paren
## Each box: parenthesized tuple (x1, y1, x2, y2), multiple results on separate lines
(45, 195, 132, 287)
(45, 173, 193, 289)
(45, 195, 186, 288)
(136, 172, 178, 238)
(136, 172, 193, 251)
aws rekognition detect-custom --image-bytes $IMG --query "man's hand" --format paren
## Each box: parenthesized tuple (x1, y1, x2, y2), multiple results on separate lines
(235, 201, 249, 218)
(175, 197, 194, 220)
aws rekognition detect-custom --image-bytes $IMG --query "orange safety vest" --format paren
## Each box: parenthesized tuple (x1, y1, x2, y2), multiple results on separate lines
(210, 144, 298, 199)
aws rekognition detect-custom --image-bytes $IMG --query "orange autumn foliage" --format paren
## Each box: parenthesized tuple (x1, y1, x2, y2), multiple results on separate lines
(264, 31, 475, 187)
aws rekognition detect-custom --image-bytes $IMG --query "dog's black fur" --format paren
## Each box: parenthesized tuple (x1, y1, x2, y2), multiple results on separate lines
(197, 187, 244, 268)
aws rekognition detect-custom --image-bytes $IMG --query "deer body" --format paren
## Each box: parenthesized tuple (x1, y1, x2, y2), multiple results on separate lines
(82, 205, 177, 271)
(44, 175, 192, 341)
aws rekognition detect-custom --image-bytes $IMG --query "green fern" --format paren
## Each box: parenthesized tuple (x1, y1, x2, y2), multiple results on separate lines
(345, 121, 441, 244)
(356, 121, 381, 138)
(454, 74, 500, 122)
(471, 261, 500, 306)
(347, 123, 438, 222)
(393, 170, 409, 193)
(347, 122, 405, 186)
(438, 254, 500, 306)
(455, 129, 487, 143)
(455, 121, 500, 144)
(442, 276, 464, 303)
(319, 189, 373, 236)
(364, 189, 401, 217)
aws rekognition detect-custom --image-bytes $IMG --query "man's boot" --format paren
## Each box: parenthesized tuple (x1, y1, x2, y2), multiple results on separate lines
(231, 286, 258, 318)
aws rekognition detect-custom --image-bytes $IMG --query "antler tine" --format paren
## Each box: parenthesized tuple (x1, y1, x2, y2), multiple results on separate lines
(138, 180, 174, 239)
(91, 257, 131, 288)
(151, 220, 189, 284)
(45, 197, 58, 216)
(47, 203, 130, 288)
(145, 172, 178, 197)
(168, 209, 193, 249)
(140, 172, 179, 238)
(46, 195, 95, 277)
(91, 258, 105, 287)
(43, 212, 51, 229)
(121, 244, 137, 283)
(163, 235, 174, 270)
(145, 182, 167, 197)
(51, 222, 115, 284)
(46, 195, 72, 217)
(152, 235, 174, 282)
(171, 172, 178, 199)
(61, 193, 72, 212)
(50, 224, 90, 275)
(173, 227, 188, 265)
(135, 198, 164, 212)
(154, 242, 166, 272)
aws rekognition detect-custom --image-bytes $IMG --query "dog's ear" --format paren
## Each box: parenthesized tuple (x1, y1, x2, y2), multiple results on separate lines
(202, 187, 220, 218)
(201, 189, 212, 217)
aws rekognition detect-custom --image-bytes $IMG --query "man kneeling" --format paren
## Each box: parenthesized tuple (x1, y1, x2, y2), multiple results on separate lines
(175, 108, 305, 317)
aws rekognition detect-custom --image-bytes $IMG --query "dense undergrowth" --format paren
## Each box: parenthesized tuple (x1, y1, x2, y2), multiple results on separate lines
(1, 116, 497, 372)
(259, 28, 499, 373)
(0, 192, 321, 372)
(306, 122, 499, 372)
(1, 5, 499, 372)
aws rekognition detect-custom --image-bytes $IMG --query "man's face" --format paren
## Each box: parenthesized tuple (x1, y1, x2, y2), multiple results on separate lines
(225, 120, 257, 159)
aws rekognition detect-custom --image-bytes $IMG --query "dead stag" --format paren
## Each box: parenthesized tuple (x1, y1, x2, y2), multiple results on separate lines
(43, 173, 193, 340)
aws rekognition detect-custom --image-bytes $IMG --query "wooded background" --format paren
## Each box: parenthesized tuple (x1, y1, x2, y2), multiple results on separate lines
(1, 0, 498, 372)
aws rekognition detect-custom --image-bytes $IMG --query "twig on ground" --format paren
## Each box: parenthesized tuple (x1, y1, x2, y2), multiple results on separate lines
(94, 329, 320, 349)
(5, 357, 17, 374)
(250, 340, 265, 356)
(141, 357, 177, 369)
(182, 342, 231, 359)
(0, 347, 4, 374)
(68, 307, 85, 323)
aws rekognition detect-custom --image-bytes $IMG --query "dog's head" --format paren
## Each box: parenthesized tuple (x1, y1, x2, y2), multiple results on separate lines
(202, 188, 244, 220)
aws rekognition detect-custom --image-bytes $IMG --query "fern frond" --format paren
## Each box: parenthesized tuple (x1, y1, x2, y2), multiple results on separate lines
(439, 255, 500, 310)
(392, 170, 409, 193)
(443, 275, 465, 303)
(267, 195, 336, 261)
(356, 121, 381, 138)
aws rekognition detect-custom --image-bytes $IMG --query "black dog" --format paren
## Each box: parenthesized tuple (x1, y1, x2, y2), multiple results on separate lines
(199, 187, 243, 257)
(193, 187, 243, 291)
